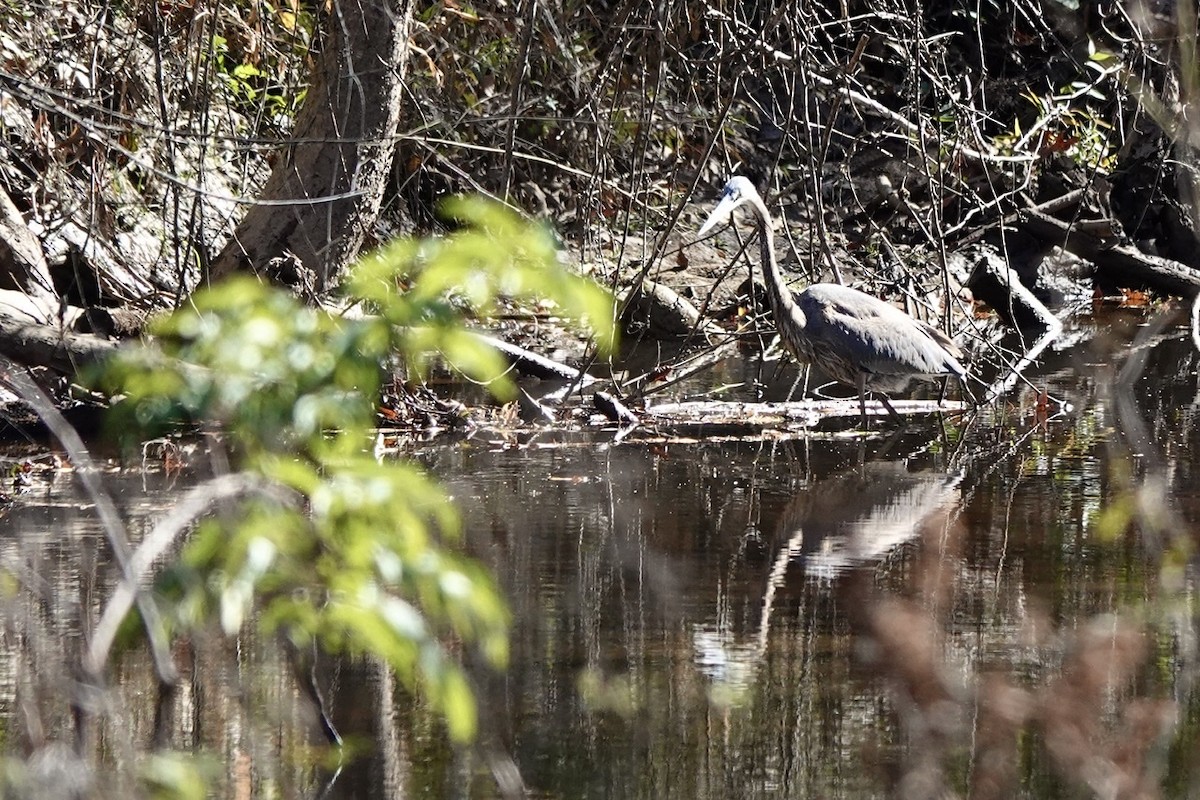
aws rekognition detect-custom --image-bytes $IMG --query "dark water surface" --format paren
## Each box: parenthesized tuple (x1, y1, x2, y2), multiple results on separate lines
(3, 307, 1200, 797)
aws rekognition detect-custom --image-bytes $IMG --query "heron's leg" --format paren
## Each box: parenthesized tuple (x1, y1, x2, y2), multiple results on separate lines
(879, 394, 904, 424)
(857, 374, 868, 430)
(786, 365, 808, 401)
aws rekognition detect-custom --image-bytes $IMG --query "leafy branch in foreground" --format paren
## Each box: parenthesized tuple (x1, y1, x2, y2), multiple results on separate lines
(99, 199, 616, 744)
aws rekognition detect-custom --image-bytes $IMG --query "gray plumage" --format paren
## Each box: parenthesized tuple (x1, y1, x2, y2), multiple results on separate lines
(699, 176, 966, 424)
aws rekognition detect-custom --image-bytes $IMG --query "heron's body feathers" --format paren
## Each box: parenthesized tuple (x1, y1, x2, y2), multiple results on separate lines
(793, 284, 966, 392)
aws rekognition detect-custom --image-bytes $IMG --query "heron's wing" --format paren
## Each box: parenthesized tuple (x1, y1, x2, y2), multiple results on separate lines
(797, 285, 965, 378)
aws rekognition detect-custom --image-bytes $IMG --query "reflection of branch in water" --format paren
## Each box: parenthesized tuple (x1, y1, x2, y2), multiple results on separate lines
(693, 461, 962, 691)
(1110, 308, 1188, 555)
(982, 323, 1062, 405)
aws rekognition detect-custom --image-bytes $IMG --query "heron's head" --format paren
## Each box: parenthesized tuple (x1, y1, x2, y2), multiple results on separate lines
(698, 176, 759, 236)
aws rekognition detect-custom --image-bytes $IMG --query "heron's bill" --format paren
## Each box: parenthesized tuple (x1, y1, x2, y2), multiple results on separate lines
(698, 192, 740, 236)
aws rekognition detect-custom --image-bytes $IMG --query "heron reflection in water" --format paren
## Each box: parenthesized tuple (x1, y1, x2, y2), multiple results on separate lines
(698, 176, 967, 427)
(693, 460, 961, 690)
(780, 461, 963, 580)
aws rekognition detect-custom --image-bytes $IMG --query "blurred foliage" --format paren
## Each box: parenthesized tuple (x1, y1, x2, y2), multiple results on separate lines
(98, 198, 615, 743)
(138, 752, 213, 800)
(352, 195, 616, 395)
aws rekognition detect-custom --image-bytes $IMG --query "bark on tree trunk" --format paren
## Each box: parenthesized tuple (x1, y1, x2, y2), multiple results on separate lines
(209, 0, 414, 294)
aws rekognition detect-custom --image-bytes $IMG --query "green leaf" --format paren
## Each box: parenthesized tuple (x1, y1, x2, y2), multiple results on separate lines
(438, 667, 478, 742)
(139, 752, 212, 800)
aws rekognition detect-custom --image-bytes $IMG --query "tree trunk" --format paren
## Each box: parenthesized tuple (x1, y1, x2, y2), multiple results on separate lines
(0, 186, 57, 307)
(209, 0, 414, 294)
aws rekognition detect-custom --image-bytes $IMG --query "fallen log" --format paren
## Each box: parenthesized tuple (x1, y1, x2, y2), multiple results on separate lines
(594, 391, 639, 426)
(966, 249, 1059, 331)
(0, 310, 116, 374)
(469, 331, 597, 385)
(644, 398, 967, 430)
(1021, 210, 1200, 298)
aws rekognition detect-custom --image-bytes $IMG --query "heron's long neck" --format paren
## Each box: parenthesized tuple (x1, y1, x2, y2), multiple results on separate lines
(748, 195, 804, 330)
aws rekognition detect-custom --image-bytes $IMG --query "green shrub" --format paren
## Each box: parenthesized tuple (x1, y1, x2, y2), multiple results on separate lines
(100, 198, 615, 743)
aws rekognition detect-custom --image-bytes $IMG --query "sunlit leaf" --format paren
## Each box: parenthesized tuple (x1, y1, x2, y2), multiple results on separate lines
(437, 667, 478, 742)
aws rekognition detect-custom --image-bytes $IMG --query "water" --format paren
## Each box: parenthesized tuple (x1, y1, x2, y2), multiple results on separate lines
(426, 435, 954, 798)
(2, 306, 1199, 797)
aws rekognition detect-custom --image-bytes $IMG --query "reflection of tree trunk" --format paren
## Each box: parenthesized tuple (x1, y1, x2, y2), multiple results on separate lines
(209, 0, 414, 294)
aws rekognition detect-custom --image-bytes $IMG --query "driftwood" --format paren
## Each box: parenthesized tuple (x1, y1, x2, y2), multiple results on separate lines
(1021, 210, 1200, 298)
(593, 391, 639, 426)
(470, 331, 597, 385)
(644, 398, 967, 430)
(967, 249, 1059, 331)
(965, 251, 1065, 405)
(516, 388, 558, 423)
(955, 246, 1066, 407)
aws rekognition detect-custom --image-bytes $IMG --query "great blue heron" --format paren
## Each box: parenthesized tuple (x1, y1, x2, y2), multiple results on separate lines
(698, 176, 966, 426)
